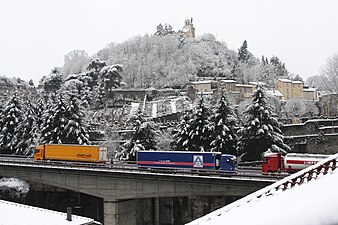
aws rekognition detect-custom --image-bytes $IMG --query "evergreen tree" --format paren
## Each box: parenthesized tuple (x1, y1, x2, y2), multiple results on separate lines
(44, 68, 63, 93)
(125, 109, 158, 160)
(186, 96, 213, 151)
(173, 112, 192, 151)
(40, 92, 91, 145)
(86, 58, 107, 90)
(14, 100, 38, 155)
(238, 84, 291, 160)
(270, 56, 289, 79)
(62, 93, 91, 145)
(28, 79, 34, 87)
(238, 40, 251, 63)
(292, 74, 303, 82)
(210, 91, 238, 155)
(154, 23, 165, 36)
(0, 93, 23, 154)
(99, 64, 123, 94)
(94, 83, 106, 108)
(40, 95, 67, 144)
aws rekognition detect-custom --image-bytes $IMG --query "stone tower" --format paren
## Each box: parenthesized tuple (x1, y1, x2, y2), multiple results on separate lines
(181, 17, 195, 38)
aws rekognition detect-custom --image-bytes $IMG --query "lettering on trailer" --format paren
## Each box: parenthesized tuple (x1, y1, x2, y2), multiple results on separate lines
(77, 154, 92, 158)
(193, 155, 203, 168)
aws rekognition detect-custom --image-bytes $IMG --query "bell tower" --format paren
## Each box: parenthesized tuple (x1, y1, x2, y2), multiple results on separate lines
(181, 17, 195, 38)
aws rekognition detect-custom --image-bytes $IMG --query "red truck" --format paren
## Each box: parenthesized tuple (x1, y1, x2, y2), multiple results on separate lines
(262, 152, 330, 173)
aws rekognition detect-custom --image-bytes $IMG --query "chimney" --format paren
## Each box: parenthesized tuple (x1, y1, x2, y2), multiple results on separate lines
(66, 207, 72, 221)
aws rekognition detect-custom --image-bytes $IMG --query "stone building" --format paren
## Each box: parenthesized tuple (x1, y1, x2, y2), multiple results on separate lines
(277, 79, 304, 100)
(303, 87, 318, 100)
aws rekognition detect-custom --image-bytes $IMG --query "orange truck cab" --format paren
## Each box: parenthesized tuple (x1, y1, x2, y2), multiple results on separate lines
(34, 145, 45, 160)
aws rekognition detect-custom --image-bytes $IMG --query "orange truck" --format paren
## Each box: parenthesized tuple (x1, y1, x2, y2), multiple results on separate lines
(34, 144, 108, 163)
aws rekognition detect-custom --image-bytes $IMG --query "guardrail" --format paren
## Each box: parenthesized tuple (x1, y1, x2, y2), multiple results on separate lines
(0, 157, 282, 182)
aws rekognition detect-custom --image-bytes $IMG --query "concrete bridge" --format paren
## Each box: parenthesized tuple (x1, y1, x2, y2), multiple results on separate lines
(0, 159, 276, 225)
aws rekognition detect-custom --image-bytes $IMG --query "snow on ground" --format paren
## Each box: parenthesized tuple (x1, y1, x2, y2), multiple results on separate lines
(187, 154, 338, 225)
(0, 199, 100, 225)
(152, 102, 157, 118)
(130, 102, 140, 115)
(170, 99, 177, 113)
(0, 177, 29, 194)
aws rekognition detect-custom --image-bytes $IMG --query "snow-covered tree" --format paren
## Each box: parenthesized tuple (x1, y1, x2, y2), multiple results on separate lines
(62, 93, 91, 145)
(270, 56, 289, 79)
(63, 49, 90, 75)
(238, 40, 251, 63)
(14, 99, 41, 156)
(0, 94, 23, 154)
(173, 112, 191, 151)
(99, 64, 123, 94)
(210, 91, 238, 155)
(154, 23, 165, 36)
(238, 84, 291, 160)
(155, 129, 174, 151)
(186, 96, 213, 152)
(86, 58, 107, 90)
(44, 68, 63, 93)
(40, 95, 67, 144)
(281, 99, 319, 119)
(124, 109, 158, 160)
(40, 90, 91, 145)
(321, 53, 338, 93)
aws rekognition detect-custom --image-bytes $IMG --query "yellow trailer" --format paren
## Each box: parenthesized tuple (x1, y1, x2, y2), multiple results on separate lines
(34, 144, 108, 163)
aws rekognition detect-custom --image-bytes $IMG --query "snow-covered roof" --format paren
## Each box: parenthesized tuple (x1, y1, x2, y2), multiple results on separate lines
(278, 78, 292, 82)
(219, 79, 237, 83)
(266, 89, 284, 97)
(292, 80, 303, 84)
(248, 81, 266, 86)
(319, 125, 338, 130)
(187, 153, 338, 225)
(196, 91, 213, 95)
(303, 88, 317, 92)
(0, 200, 100, 225)
(191, 80, 212, 84)
(236, 84, 253, 88)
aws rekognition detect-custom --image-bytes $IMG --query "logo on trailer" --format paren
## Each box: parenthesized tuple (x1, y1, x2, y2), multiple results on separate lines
(193, 155, 203, 168)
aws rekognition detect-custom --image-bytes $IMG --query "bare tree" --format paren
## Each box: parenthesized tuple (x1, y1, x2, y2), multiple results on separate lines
(322, 53, 338, 93)
(63, 49, 90, 75)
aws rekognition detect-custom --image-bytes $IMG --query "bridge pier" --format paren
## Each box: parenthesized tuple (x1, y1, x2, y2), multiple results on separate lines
(104, 200, 119, 225)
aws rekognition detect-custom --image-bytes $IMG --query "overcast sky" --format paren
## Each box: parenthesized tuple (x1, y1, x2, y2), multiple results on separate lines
(1, 0, 338, 85)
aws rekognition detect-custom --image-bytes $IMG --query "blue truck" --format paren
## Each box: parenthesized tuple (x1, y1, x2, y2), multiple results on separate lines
(136, 151, 237, 173)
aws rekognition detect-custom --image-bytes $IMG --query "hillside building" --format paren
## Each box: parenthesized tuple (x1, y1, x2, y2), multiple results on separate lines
(303, 86, 318, 101)
(277, 79, 304, 100)
(179, 17, 195, 38)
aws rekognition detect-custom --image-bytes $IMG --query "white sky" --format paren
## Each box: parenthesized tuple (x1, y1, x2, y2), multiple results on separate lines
(1, 0, 338, 85)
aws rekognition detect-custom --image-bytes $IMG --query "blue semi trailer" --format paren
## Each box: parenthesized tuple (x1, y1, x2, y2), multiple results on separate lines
(136, 151, 237, 173)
